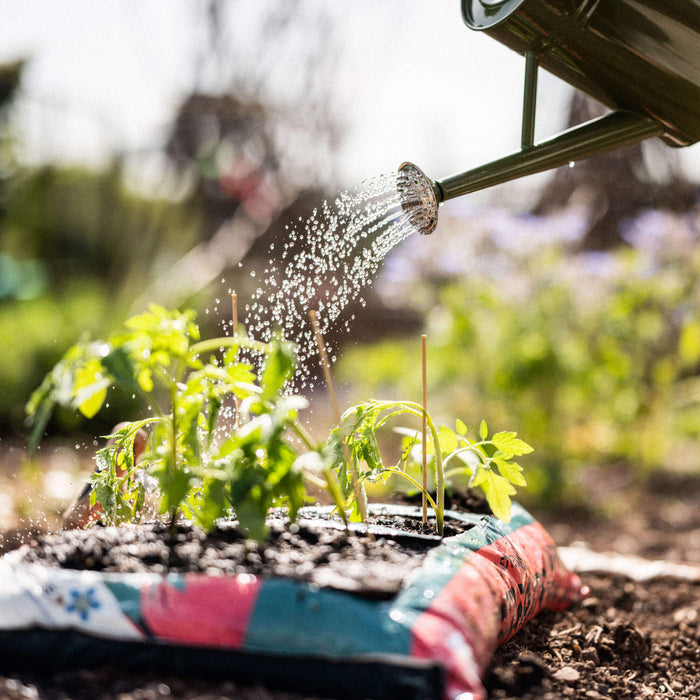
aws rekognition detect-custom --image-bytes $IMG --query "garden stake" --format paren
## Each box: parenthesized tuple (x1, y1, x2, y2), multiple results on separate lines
(231, 291, 241, 429)
(231, 291, 239, 340)
(309, 309, 368, 525)
(308, 310, 340, 421)
(421, 334, 428, 524)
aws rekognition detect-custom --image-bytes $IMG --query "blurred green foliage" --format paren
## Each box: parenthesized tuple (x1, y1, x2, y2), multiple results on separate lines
(0, 163, 200, 435)
(338, 244, 700, 505)
(0, 282, 107, 431)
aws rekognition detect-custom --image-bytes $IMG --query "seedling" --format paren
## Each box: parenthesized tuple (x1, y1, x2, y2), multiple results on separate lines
(330, 402, 532, 534)
(26, 305, 316, 540)
(27, 305, 531, 541)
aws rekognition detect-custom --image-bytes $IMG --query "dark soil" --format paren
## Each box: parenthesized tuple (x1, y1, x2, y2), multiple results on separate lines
(16, 511, 453, 598)
(486, 574, 699, 699)
(2, 472, 699, 699)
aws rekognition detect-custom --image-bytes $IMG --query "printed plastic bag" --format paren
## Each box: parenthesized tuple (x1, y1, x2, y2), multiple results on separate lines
(0, 503, 584, 700)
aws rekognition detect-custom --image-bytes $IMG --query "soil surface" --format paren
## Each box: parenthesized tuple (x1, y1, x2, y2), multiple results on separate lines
(16, 512, 452, 598)
(1, 470, 698, 699)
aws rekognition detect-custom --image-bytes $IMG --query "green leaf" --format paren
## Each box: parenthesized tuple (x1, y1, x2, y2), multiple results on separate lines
(73, 358, 109, 418)
(437, 426, 459, 454)
(491, 431, 534, 458)
(455, 419, 467, 436)
(101, 346, 140, 393)
(137, 367, 154, 393)
(260, 339, 296, 402)
(495, 458, 527, 487)
(154, 460, 192, 516)
(479, 420, 488, 441)
(476, 469, 516, 522)
(194, 477, 227, 532)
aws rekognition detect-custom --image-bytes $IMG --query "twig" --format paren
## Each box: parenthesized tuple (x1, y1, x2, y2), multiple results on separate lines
(231, 291, 239, 340)
(309, 310, 341, 423)
(421, 334, 428, 524)
(231, 290, 241, 428)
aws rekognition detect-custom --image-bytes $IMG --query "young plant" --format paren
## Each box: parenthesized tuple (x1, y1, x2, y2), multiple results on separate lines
(26, 304, 315, 541)
(330, 400, 532, 534)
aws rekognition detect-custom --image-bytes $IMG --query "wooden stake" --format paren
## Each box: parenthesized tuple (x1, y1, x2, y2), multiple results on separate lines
(231, 291, 239, 340)
(309, 309, 341, 423)
(231, 291, 241, 428)
(421, 334, 428, 524)
(309, 309, 367, 526)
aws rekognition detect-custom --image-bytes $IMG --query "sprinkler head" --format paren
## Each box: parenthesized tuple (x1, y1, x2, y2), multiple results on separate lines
(397, 162, 441, 235)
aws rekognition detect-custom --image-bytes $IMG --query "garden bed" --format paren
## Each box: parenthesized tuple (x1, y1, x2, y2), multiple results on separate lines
(0, 502, 583, 700)
(0, 467, 698, 699)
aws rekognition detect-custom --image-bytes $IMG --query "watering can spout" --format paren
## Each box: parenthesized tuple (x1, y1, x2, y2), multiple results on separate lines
(399, 0, 700, 235)
(399, 110, 662, 234)
(397, 162, 441, 235)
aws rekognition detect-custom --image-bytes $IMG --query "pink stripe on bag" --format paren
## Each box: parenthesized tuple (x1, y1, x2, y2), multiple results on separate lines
(141, 573, 263, 648)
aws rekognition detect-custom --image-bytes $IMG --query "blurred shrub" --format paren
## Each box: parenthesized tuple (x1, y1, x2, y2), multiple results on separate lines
(0, 282, 142, 434)
(0, 162, 199, 437)
(338, 240, 700, 506)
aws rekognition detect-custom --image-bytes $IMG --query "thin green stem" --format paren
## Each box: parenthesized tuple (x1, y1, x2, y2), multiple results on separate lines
(190, 336, 270, 357)
(288, 420, 318, 451)
(383, 467, 439, 513)
(169, 382, 179, 529)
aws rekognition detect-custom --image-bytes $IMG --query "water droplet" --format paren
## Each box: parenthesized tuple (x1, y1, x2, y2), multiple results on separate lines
(242, 171, 428, 389)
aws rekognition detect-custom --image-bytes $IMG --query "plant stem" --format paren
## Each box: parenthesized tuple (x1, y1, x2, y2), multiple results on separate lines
(190, 336, 269, 357)
(288, 420, 317, 451)
(384, 467, 439, 513)
(169, 382, 179, 529)
(377, 400, 445, 535)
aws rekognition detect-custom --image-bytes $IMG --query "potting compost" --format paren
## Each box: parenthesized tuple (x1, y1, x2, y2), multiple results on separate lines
(0, 504, 583, 700)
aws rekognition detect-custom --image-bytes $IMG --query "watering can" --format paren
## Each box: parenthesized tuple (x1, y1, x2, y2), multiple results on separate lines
(402, 0, 700, 234)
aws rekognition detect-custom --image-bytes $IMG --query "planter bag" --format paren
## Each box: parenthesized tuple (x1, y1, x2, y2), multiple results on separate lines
(0, 503, 583, 700)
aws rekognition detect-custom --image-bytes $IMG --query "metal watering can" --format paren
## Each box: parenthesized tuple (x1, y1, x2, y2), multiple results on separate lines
(402, 0, 700, 234)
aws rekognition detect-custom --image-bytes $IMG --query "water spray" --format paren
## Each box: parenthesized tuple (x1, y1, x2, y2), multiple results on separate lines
(401, 0, 700, 235)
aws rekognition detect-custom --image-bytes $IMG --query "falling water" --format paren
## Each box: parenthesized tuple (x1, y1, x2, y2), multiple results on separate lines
(242, 167, 437, 388)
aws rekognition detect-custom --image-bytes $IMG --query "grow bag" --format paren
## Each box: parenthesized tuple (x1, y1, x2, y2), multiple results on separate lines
(0, 504, 583, 700)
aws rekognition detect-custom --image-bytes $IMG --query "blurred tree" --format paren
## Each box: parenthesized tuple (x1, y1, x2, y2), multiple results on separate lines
(532, 92, 698, 250)
(147, 1, 346, 309)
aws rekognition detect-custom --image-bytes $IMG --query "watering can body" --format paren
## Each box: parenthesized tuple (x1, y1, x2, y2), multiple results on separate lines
(463, 0, 700, 147)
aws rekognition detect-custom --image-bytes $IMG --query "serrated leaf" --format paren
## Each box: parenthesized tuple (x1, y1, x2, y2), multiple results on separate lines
(437, 425, 458, 454)
(479, 420, 488, 441)
(194, 477, 227, 531)
(260, 339, 296, 402)
(480, 470, 516, 522)
(495, 458, 527, 487)
(491, 431, 534, 458)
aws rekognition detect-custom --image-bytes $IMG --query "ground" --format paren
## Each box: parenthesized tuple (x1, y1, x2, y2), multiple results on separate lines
(0, 441, 697, 699)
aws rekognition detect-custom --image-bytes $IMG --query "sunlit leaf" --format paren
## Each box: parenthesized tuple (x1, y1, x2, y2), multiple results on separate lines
(437, 425, 458, 454)
(479, 420, 488, 441)
(478, 469, 516, 522)
(73, 359, 109, 418)
(491, 431, 534, 458)
(495, 458, 527, 487)
(260, 339, 296, 402)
